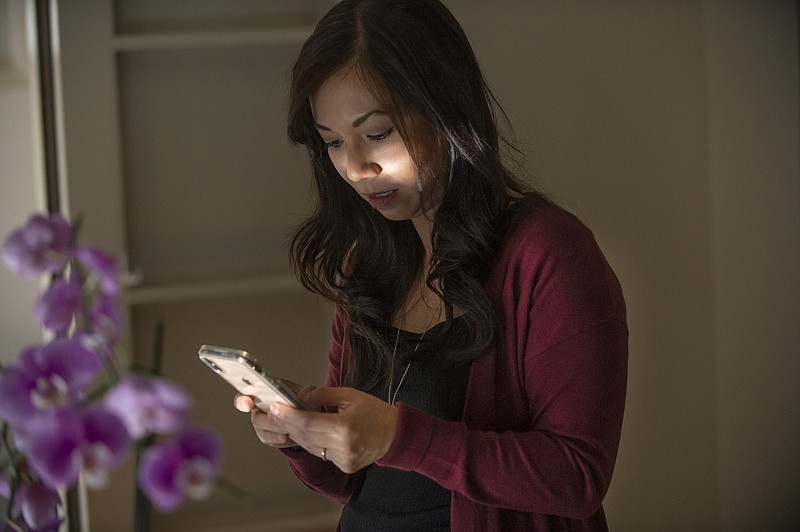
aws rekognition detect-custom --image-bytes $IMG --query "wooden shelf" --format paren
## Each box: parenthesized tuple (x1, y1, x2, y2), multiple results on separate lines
(113, 27, 315, 51)
(123, 272, 303, 305)
(56, 3, 336, 529)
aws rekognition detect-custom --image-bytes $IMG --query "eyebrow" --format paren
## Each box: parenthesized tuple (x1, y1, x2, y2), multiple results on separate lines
(314, 109, 386, 131)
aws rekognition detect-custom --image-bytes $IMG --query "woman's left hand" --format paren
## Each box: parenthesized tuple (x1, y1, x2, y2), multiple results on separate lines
(268, 387, 398, 473)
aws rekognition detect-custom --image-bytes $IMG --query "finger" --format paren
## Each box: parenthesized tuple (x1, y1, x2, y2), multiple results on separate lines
(268, 388, 369, 436)
(305, 386, 360, 408)
(234, 394, 255, 412)
(250, 409, 292, 446)
(268, 401, 339, 442)
(279, 379, 302, 393)
(278, 382, 321, 409)
(255, 428, 292, 447)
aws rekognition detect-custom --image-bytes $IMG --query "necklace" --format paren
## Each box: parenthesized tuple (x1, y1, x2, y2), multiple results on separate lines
(387, 326, 427, 405)
(388, 281, 441, 405)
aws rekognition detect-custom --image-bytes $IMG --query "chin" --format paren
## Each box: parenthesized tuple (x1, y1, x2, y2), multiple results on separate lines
(376, 210, 411, 222)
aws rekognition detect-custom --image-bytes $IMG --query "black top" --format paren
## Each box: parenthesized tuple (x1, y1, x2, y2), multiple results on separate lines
(339, 318, 471, 532)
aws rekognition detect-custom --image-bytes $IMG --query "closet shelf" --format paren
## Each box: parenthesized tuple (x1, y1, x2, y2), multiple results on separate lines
(112, 27, 315, 51)
(123, 272, 303, 305)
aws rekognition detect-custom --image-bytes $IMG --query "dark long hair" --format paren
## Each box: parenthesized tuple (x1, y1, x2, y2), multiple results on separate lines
(288, 0, 531, 389)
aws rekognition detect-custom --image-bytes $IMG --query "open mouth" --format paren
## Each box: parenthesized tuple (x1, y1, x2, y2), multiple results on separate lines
(365, 189, 398, 209)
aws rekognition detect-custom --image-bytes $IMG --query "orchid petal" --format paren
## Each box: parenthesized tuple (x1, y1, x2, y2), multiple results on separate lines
(26, 409, 84, 488)
(0, 338, 102, 433)
(136, 428, 221, 512)
(0, 363, 38, 425)
(104, 375, 192, 439)
(75, 245, 119, 295)
(0, 474, 9, 498)
(89, 292, 124, 345)
(176, 428, 222, 470)
(1, 213, 72, 279)
(81, 406, 132, 465)
(79, 406, 132, 489)
(138, 440, 184, 512)
(176, 457, 216, 501)
(39, 337, 103, 394)
(33, 276, 82, 331)
(12, 481, 63, 531)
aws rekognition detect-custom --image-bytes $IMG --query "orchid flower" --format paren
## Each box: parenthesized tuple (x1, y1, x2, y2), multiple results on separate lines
(32, 275, 82, 332)
(1, 212, 224, 526)
(88, 291, 124, 347)
(103, 374, 193, 440)
(138, 428, 222, 512)
(75, 245, 120, 296)
(24, 406, 132, 490)
(0, 337, 103, 429)
(1, 213, 72, 279)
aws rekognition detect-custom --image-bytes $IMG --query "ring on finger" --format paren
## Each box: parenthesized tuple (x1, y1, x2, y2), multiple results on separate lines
(320, 447, 327, 461)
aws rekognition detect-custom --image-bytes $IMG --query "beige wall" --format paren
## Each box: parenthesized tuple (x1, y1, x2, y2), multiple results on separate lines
(0, 0, 45, 362)
(705, 2, 800, 530)
(1, 1, 797, 530)
(449, 1, 799, 530)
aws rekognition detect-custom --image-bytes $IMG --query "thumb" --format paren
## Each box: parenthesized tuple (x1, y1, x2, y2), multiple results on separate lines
(234, 393, 255, 412)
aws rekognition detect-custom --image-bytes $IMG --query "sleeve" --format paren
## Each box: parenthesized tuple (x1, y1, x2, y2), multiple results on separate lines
(377, 207, 629, 519)
(379, 322, 627, 518)
(280, 304, 365, 504)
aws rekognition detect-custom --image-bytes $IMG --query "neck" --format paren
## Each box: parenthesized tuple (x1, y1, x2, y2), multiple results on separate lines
(395, 213, 443, 333)
(411, 210, 435, 262)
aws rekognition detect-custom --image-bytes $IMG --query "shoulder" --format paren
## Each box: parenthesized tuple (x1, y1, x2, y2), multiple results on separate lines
(490, 194, 626, 325)
(499, 194, 600, 266)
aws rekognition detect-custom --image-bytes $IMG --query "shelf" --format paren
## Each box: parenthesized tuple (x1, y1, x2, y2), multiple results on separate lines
(113, 27, 315, 51)
(123, 272, 303, 305)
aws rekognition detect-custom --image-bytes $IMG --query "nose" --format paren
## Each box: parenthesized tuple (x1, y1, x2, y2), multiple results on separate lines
(345, 142, 381, 182)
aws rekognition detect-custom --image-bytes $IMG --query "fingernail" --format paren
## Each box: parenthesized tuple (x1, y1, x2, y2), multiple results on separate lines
(270, 403, 280, 416)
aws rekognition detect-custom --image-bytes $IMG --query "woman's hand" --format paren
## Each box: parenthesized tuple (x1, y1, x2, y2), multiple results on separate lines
(268, 387, 399, 474)
(233, 380, 318, 449)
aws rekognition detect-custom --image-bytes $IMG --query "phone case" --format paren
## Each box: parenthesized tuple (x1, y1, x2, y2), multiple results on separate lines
(198, 344, 308, 410)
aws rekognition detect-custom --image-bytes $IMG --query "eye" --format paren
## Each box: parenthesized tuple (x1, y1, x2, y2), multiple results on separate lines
(367, 127, 395, 142)
(325, 139, 343, 151)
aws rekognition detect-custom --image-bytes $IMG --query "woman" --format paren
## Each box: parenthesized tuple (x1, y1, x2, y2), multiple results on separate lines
(235, 0, 628, 530)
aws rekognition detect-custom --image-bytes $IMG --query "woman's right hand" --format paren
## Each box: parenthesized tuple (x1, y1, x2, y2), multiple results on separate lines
(233, 380, 318, 448)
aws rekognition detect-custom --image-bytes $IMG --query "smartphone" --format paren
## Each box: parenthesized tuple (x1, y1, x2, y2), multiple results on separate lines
(198, 344, 309, 411)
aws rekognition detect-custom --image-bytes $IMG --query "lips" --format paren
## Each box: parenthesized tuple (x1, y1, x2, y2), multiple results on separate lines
(364, 189, 398, 209)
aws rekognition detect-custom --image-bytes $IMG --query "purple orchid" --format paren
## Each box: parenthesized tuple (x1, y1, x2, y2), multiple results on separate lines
(75, 245, 119, 296)
(0, 337, 103, 429)
(24, 406, 132, 490)
(9, 480, 63, 532)
(104, 374, 192, 440)
(138, 428, 222, 512)
(88, 291, 124, 346)
(1, 211, 225, 525)
(32, 275, 82, 332)
(1, 213, 72, 279)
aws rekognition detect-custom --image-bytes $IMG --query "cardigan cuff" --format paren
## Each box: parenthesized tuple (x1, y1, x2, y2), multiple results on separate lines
(376, 402, 465, 481)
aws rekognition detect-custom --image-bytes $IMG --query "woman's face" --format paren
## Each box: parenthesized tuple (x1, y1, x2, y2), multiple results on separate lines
(310, 68, 434, 222)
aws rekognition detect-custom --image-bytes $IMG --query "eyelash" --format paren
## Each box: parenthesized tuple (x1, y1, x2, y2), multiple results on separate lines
(324, 127, 395, 151)
(367, 127, 394, 142)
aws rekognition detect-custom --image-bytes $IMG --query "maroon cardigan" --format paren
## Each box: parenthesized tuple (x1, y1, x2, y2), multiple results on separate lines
(283, 197, 628, 531)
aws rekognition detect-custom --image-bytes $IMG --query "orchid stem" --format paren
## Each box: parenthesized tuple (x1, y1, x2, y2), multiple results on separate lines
(215, 475, 251, 503)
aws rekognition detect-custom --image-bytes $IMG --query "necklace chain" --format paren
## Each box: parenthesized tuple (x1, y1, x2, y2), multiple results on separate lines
(387, 327, 426, 405)
(388, 281, 440, 405)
